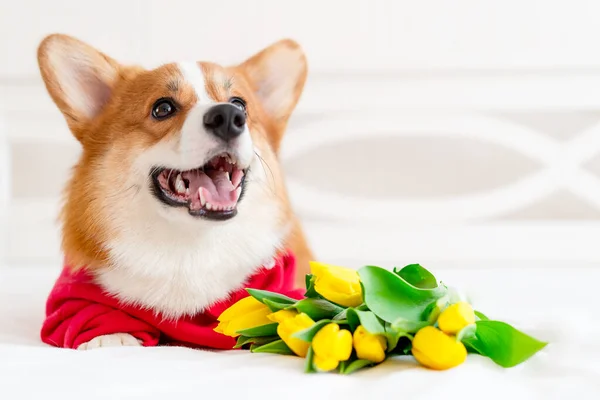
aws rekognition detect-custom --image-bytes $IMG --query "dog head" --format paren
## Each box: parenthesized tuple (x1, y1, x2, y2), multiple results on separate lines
(38, 34, 308, 316)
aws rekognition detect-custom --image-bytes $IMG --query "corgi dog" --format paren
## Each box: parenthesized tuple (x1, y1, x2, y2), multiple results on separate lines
(37, 34, 313, 350)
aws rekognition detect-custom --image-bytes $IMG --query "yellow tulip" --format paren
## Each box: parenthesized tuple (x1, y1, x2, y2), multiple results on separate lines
(438, 302, 476, 335)
(267, 309, 298, 324)
(353, 325, 387, 363)
(313, 355, 340, 372)
(214, 296, 272, 337)
(268, 310, 315, 357)
(310, 261, 363, 307)
(311, 323, 353, 371)
(411, 326, 467, 370)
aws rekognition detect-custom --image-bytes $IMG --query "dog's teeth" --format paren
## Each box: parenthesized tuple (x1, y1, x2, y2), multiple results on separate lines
(206, 202, 213, 210)
(185, 187, 190, 196)
(235, 187, 242, 199)
(175, 174, 185, 194)
(226, 171, 231, 181)
(199, 188, 207, 207)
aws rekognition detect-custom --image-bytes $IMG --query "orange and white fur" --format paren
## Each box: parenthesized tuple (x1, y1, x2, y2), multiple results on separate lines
(37, 34, 313, 349)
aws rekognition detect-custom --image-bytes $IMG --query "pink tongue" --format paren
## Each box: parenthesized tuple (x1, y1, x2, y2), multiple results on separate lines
(184, 170, 237, 209)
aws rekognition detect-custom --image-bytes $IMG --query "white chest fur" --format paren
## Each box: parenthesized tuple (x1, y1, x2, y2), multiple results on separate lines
(96, 180, 285, 318)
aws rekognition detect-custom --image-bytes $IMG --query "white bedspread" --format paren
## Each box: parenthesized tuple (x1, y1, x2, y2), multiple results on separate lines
(1, 263, 599, 400)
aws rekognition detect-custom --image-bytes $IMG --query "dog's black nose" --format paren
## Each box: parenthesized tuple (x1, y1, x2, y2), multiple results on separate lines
(203, 104, 246, 141)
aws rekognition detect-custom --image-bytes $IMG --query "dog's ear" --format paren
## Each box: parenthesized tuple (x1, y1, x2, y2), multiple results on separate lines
(238, 39, 307, 148)
(37, 34, 120, 141)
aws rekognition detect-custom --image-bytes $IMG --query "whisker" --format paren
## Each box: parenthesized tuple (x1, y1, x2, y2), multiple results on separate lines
(254, 150, 276, 194)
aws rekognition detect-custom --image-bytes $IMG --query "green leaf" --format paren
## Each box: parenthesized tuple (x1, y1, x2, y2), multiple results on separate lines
(251, 339, 295, 355)
(342, 359, 374, 375)
(390, 317, 430, 333)
(463, 341, 483, 354)
(291, 298, 344, 320)
(292, 320, 332, 342)
(456, 324, 477, 342)
(346, 308, 360, 331)
(235, 323, 279, 337)
(234, 335, 252, 349)
(246, 288, 297, 307)
(385, 330, 407, 352)
(475, 310, 489, 321)
(262, 298, 293, 312)
(392, 336, 414, 355)
(338, 359, 350, 374)
(304, 274, 321, 298)
(304, 345, 316, 373)
(393, 264, 438, 289)
(346, 309, 385, 335)
(421, 301, 440, 324)
(332, 308, 348, 321)
(384, 324, 414, 353)
(358, 266, 447, 323)
(462, 320, 548, 368)
(234, 335, 279, 349)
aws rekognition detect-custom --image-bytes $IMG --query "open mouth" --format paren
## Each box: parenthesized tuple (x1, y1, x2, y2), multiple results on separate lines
(151, 153, 246, 220)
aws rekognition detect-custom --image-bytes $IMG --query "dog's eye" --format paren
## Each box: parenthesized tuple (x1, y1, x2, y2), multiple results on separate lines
(152, 98, 177, 120)
(229, 97, 247, 113)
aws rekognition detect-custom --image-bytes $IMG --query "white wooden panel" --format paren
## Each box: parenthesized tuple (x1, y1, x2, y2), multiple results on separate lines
(143, 0, 600, 72)
(0, 0, 147, 77)
(4, 0, 600, 78)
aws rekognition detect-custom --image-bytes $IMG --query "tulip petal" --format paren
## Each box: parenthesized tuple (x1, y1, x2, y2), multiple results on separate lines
(218, 296, 265, 322)
(333, 329, 353, 361)
(353, 326, 387, 363)
(312, 323, 353, 363)
(222, 306, 272, 337)
(276, 313, 315, 357)
(438, 302, 476, 335)
(310, 262, 363, 307)
(267, 309, 298, 323)
(213, 320, 228, 335)
(411, 326, 467, 370)
(313, 354, 339, 372)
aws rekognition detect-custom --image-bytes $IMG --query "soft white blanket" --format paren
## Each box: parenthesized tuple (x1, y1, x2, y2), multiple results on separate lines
(1, 264, 599, 400)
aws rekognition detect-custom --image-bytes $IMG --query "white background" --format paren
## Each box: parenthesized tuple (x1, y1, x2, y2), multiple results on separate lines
(3, 0, 600, 268)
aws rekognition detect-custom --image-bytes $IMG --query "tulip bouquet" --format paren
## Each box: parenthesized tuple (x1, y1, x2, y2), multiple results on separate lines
(215, 262, 547, 374)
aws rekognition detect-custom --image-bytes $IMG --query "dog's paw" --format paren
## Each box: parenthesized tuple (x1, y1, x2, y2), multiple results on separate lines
(77, 333, 142, 350)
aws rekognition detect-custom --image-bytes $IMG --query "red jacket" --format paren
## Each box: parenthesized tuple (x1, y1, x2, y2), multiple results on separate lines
(41, 251, 303, 349)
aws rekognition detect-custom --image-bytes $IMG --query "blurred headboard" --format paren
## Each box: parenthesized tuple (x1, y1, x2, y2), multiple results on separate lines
(3, 0, 600, 267)
(0, 116, 9, 264)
